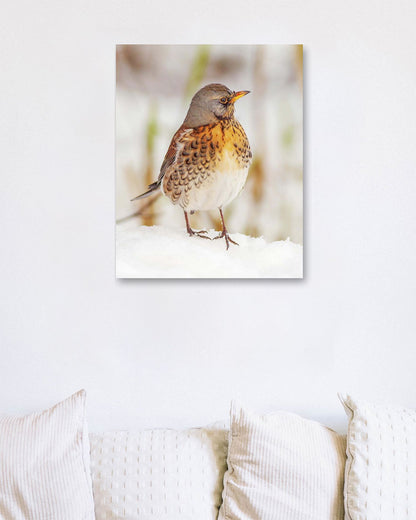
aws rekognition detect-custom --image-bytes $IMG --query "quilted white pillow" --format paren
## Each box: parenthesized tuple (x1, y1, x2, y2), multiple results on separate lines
(218, 402, 346, 520)
(341, 395, 416, 520)
(90, 424, 228, 520)
(0, 389, 95, 520)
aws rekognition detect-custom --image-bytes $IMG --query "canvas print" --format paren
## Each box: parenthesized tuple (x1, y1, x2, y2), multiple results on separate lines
(116, 45, 303, 278)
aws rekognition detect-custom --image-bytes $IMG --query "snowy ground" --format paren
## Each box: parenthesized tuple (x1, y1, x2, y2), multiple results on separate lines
(116, 221, 303, 279)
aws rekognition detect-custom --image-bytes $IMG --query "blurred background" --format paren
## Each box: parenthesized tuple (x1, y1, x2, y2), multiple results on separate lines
(116, 45, 303, 244)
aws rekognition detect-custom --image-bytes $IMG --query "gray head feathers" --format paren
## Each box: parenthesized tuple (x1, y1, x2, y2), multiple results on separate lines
(183, 83, 247, 128)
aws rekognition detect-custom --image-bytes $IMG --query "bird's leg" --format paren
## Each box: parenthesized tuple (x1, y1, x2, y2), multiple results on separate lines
(214, 208, 239, 250)
(183, 211, 211, 239)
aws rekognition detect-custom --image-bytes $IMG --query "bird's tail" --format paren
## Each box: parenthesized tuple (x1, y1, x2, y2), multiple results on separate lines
(130, 181, 160, 201)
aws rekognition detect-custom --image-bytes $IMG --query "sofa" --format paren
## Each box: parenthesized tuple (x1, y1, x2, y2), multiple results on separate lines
(1, 391, 415, 520)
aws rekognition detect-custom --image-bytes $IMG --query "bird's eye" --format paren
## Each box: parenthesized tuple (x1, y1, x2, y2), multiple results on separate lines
(220, 97, 228, 104)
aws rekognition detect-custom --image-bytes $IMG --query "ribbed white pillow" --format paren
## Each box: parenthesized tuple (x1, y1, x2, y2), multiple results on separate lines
(90, 424, 228, 520)
(341, 395, 416, 520)
(0, 390, 95, 520)
(218, 402, 346, 520)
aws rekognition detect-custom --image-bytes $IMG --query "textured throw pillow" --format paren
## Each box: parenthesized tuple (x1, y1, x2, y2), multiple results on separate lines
(90, 423, 228, 520)
(341, 394, 416, 520)
(0, 390, 95, 520)
(218, 402, 346, 520)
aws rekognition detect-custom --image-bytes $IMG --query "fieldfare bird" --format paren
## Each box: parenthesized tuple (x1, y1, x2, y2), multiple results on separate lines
(132, 83, 252, 249)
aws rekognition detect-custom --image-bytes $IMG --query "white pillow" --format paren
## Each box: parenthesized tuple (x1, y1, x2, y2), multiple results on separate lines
(0, 390, 95, 520)
(341, 394, 416, 520)
(90, 424, 228, 520)
(218, 402, 346, 520)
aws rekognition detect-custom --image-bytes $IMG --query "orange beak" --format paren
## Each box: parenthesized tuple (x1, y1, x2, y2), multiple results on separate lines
(230, 90, 250, 103)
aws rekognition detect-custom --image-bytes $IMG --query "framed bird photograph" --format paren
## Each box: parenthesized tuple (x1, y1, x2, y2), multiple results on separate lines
(116, 45, 303, 278)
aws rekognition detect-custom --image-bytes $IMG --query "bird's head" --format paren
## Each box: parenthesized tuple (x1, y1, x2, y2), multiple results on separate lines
(183, 83, 250, 128)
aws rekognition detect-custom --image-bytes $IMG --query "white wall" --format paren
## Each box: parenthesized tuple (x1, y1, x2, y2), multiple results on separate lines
(1, 0, 415, 433)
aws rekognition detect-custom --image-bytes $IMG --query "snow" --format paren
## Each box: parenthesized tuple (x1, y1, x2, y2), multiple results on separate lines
(116, 221, 303, 278)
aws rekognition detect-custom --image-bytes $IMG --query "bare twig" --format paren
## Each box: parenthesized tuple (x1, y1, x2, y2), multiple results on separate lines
(116, 193, 161, 224)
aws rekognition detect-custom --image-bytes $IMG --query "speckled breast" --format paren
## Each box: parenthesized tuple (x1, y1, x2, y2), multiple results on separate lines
(162, 119, 252, 212)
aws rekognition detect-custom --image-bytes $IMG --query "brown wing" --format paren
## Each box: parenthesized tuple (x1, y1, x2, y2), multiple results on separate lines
(131, 124, 200, 201)
(162, 124, 217, 205)
(157, 124, 188, 185)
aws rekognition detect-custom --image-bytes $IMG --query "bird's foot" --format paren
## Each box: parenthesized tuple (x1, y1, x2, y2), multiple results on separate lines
(187, 229, 211, 240)
(214, 231, 239, 250)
